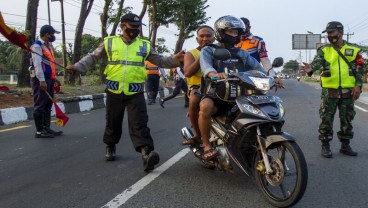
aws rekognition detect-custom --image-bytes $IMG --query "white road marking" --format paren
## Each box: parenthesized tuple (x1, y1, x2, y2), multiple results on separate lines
(101, 148, 190, 208)
(355, 105, 368, 112)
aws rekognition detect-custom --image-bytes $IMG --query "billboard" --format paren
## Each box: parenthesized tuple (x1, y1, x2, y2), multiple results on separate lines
(292, 34, 321, 49)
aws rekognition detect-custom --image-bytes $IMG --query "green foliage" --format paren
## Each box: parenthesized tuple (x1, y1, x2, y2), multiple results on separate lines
(282, 60, 300, 75)
(0, 40, 22, 73)
(81, 34, 101, 56)
(156, 37, 169, 54)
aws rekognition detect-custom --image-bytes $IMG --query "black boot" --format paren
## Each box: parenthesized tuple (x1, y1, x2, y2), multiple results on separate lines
(159, 94, 176, 108)
(44, 113, 63, 136)
(33, 112, 54, 138)
(321, 141, 332, 158)
(141, 146, 160, 172)
(105, 145, 116, 161)
(340, 140, 357, 156)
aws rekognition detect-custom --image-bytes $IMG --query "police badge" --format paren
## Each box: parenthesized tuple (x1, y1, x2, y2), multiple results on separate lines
(345, 49, 353, 56)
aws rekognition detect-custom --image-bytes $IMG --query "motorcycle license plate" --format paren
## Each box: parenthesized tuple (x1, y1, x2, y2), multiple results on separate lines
(247, 95, 276, 104)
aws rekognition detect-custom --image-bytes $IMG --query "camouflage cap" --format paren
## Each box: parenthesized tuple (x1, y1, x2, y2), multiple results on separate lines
(322, 21, 343, 33)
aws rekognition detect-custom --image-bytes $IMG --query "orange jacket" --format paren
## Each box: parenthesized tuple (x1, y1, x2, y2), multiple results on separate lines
(145, 61, 159, 75)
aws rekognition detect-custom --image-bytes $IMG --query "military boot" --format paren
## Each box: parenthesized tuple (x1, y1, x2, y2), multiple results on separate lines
(159, 94, 176, 108)
(141, 146, 160, 172)
(340, 140, 357, 156)
(321, 141, 332, 158)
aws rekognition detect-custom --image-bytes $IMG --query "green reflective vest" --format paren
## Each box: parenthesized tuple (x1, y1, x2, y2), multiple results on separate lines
(104, 36, 151, 95)
(320, 44, 360, 89)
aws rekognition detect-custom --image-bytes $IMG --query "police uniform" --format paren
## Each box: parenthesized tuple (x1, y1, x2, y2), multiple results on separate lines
(145, 61, 160, 104)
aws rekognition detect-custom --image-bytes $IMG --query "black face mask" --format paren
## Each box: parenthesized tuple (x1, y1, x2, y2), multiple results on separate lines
(125, 28, 140, 39)
(48, 34, 56, 42)
(328, 35, 339, 44)
(222, 33, 239, 46)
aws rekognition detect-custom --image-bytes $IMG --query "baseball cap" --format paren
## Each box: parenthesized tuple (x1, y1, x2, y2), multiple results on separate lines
(120, 13, 143, 26)
(40, 25, 60, 36)
(322, 21, 343, 33)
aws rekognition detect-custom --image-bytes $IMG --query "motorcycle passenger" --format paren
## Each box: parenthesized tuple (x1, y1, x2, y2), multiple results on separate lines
(182, 25, 216, 145)
(198, 15, 282, 160)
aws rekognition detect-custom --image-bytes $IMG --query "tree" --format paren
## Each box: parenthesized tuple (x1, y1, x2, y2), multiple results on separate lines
(155, 37, 169, 54)
(147, 0, 176, 47)
(69, 0, 94, 85)
(282, 60, 300, 75)
(171, 0, 209, 54)
(17, 0, 39, 87)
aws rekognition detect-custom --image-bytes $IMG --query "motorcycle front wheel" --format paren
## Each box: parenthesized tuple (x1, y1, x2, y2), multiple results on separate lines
(254, 141, 308, 208)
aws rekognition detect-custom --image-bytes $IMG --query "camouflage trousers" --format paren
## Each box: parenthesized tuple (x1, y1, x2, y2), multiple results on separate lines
(318, 88, 356, 142)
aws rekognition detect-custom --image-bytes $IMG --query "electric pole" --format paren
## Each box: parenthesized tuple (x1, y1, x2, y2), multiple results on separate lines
(345, 32, 354, 43)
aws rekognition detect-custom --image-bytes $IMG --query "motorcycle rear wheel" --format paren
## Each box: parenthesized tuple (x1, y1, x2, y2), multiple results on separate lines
(254, 141, 308, 207)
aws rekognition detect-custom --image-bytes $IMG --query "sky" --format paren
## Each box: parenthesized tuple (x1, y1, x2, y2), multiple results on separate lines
(1, 0, 368, 64)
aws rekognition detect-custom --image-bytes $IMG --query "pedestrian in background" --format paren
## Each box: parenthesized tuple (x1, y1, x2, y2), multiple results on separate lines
(66, 13, 184, 172)
(301, 21, 365, 158)
(30, 25, 63, 138)
(145, 61, 167, 105)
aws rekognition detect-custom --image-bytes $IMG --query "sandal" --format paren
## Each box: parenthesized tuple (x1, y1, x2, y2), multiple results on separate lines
(201, 148, 219, 161)
(181, 138, 201, 146)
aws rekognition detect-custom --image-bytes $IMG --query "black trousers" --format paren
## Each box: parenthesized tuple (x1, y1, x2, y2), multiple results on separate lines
(31, 77, 55, 114)
(103, 90, 154, 152)
(146, 74, 160, 99)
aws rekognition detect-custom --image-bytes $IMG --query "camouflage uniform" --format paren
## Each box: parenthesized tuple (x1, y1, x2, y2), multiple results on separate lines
(309, 41, 365, 142)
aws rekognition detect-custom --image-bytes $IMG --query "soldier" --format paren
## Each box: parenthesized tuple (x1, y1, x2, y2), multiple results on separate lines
(301, 21, 365, 158)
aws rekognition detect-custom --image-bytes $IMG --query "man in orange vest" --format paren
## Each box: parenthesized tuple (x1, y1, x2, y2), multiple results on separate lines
(145, 61, 167, 105)
(237, 18, 273, 73)
(30, 25, 63, 138)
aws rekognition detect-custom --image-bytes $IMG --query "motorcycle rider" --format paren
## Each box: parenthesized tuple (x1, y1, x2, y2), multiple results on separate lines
(198, 15, 282, 160)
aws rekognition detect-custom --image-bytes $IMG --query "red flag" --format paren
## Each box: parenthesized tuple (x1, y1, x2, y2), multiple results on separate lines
(0, 12, 29, 50)
(53, 101, 69, 127)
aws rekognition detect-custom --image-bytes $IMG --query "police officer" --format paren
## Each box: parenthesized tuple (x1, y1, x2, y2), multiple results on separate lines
(301, 21, 365, 158)
(30, 25, 63, 138)
(66, 13, 184, 172)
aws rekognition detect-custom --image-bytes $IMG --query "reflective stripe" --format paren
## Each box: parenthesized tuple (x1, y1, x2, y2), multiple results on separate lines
(107, 60, 144, 66)
(107, 38, 113, 61)
(129, 83, 144, 92)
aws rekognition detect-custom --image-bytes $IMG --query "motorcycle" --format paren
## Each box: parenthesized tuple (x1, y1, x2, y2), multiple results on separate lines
(181, 49, 308, 207)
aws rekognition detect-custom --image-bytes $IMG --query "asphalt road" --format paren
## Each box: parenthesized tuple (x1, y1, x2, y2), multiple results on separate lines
(1, 79, 368, 208)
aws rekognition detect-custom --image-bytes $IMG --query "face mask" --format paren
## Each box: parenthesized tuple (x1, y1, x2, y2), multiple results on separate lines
(222, 33, 239, 45)
(125, 27, 140, 39)
(328, 35, 339, 44)
(48, 34, 56, 42)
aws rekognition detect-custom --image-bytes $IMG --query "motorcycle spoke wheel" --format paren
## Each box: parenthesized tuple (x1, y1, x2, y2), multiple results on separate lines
(254, 141, 308, 207)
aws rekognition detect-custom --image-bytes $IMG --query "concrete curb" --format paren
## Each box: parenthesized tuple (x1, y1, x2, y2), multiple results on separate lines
(0, 88, 171, 126)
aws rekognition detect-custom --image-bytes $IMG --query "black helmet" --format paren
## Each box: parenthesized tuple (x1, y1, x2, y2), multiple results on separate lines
(240, 17, 250, 26)
(214, 15, 246, 44)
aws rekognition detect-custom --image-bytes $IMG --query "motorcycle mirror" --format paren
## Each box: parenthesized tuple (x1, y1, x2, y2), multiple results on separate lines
(213, 48, 231, 60)
(272, 57, 284, 68)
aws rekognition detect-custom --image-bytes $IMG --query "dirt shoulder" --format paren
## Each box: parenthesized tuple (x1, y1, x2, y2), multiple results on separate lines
(0, 77, 106, 109)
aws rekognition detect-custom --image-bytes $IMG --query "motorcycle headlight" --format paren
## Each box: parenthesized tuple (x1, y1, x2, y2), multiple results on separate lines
(240, 103, 267, 118)
(249, 76, 272, 91)
(277, 102, 285, 118)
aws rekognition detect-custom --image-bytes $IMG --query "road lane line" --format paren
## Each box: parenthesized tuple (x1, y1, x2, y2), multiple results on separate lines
(0, 125, 32, 133)
(101, 148, 190, 208)
(355, 105, 368, 112)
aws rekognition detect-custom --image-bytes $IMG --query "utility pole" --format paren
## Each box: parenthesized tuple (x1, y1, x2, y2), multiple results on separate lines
(47, 0, 51, 25)
(345, 32, 354, 43)
(52, 0, 67, 82)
